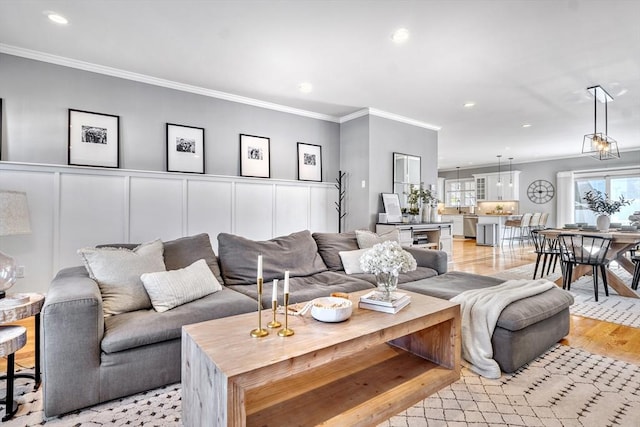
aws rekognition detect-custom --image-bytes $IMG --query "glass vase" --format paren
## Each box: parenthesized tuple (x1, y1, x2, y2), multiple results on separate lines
(375, 272, 399, 301)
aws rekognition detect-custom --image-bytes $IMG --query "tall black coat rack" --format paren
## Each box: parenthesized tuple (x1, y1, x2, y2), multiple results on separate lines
(334, 170, 347, 232)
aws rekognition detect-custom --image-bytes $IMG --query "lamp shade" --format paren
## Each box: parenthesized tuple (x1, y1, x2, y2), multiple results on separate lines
(0, 190, 31, 236)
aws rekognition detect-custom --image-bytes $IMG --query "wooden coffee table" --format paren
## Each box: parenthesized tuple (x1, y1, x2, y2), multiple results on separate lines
(182, 289, 460, 427)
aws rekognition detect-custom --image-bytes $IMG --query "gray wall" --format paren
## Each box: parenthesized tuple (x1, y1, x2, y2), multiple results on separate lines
(439, 151, 640, 227)
(340, 114, 438, 231)
(0, 53, 340, 180)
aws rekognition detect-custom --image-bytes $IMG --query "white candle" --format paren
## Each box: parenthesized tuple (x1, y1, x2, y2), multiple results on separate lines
(272, 279, 278, 302)
(284, 270, 290, 294)
(257, 255, 263, 279)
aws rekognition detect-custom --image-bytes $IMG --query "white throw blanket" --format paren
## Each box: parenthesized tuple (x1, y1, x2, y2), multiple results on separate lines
(450, 279, 555, 379)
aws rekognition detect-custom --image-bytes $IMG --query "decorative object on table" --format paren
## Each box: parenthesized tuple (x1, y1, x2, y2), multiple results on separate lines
(310, 296, 353, 322)
(267, 279, 281, 328)
(381, 192, 402, 223)
(407, 183, 436, 223)
(582, 189, 632, 231)
(278, 271, 294, 336)
(0, 190, 31, 299)
(250, 255, 268, 338)
(581, 85, 620, 160)
(297, 142, 322, 182)
(527, 179, 555, 204)
(334, 170, 347, 232)
(239, 133, 270, 178)
(166, 123, 205, 174)
(359, 241, 417, 301)
(358, 290, 411, 314)
(68, 109, 119, 168)
(629, 211, 640, 227)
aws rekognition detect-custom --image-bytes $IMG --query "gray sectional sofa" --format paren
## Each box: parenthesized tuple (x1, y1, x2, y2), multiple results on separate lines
(41, 230, 573, 417)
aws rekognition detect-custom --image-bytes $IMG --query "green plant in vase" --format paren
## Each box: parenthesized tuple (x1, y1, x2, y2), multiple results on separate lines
(583, 190, 632, 231)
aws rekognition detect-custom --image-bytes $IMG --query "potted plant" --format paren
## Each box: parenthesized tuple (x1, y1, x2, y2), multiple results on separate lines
(406, 183, 436, 223)
(583, 189, 632, 231)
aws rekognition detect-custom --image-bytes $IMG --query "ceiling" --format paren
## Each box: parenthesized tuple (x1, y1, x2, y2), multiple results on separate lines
(1, 0, 639, 170)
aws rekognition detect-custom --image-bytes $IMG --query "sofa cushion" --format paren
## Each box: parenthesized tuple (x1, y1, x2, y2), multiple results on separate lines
(355, 229, 400, 249)
(338, 249, 368, 274)
(78, 239, 166, 316)
(101, 288, 257, 353)
(348, 266, 439, 285)
(162, 233, 224, 284)
(227, 271, 375, 307)
(218, 230, 328, 285)
(312, 232, 359, 271)
(141, 259, 223, 312)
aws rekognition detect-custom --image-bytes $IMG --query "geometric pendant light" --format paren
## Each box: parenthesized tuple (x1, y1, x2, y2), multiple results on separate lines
(582, 85, 620, 160)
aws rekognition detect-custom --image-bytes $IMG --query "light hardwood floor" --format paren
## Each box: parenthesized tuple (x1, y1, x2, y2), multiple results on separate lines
(2, 238, 639, 373)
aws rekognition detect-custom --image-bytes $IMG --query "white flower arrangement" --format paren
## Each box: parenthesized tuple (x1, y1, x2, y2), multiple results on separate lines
(359, 241, 417, 276)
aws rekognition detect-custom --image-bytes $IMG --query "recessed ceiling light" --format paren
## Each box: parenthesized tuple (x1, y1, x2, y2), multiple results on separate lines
(391, 28, 410, 44)
(522, 123, 532, 128)
(47, 13, 68, 24)
(463, 102, 475, 108)
(298, 82, 313, 93)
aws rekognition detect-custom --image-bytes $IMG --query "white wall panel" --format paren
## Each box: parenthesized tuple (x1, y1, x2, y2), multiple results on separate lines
(187, 180, 233, 252)
(129, 177, 183, 243)
(58, 173, 126, 269)
(235, 182, 273, 241)
(0, 169, 55, 294)
(311, 186, 338, 232)
(275, 185, 309, 237)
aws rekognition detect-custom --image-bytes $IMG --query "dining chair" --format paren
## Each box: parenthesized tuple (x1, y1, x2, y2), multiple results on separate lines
(531, 229, 559, 279)
(557, 234, 612, 301)
(630, 244, 640, 291)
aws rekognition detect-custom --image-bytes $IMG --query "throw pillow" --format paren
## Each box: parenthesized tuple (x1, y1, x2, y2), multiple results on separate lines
(338, 248, 369, 274)
(78, 239, 166, 316)
(162, 233, 224, 285)
(355, 229, 400, 249)
(217, 230, 328, 285)
(140, 259, 223, 313)
(312, 232, 359, 271)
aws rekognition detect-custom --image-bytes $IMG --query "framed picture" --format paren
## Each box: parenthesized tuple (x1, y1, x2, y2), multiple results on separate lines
(68, 109, 119, 168)
(381, 193, 403, 223)
(240, 134, 270, 178)
(166, 123, 205, 174)
(297, 142, 322, 182)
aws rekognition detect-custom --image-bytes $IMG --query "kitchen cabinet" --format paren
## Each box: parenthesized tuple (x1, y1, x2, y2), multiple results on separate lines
(474, 171, 520, 201)
(376, 223, 453, 260)
(441, 214, 464, 237)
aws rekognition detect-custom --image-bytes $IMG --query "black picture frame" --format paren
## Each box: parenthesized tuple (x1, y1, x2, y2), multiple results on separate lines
(297, 142, 323, 182)
(240, 134, 270, 178)
(166, 123, 205, 174)
(68, 109, 120, 168)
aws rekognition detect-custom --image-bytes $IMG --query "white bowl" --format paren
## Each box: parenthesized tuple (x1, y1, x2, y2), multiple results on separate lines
(310, 297, 353, 323)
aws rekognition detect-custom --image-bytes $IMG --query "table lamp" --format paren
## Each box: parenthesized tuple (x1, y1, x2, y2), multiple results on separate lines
(0, 190, 31, 298)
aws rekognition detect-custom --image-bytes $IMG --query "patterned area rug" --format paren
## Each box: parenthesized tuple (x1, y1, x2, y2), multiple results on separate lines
(491, 262, 640, 328)
(3, 345, 640, 426)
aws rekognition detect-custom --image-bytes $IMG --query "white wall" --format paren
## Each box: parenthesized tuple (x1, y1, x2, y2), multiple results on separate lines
(0, 162, 337, 294)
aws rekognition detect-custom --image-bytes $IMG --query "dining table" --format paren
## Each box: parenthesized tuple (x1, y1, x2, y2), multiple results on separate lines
(539, 228, 640, 299)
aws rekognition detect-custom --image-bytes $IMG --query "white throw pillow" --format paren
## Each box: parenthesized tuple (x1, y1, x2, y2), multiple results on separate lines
(355, 229, 400, 249)
(338, 248, 370, 274)
(141, 259, 223, 312)
(78, 239, 166, 316)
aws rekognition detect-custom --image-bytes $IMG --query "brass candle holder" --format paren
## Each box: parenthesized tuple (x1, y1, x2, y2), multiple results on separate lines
(250, 277, 269, 338)
(267, 300, 281, 328)
(278, 293, 294, 337)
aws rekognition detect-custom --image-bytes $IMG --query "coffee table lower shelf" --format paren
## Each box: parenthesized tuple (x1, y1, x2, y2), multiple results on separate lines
(245, 343, 458, 426)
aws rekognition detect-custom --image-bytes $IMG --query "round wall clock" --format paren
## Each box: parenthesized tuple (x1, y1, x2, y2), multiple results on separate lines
(527, 179, 555, 204)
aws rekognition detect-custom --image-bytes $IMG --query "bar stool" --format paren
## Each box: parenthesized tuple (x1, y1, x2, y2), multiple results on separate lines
(502, 213, 532, 247)
(0, 325, 27, 421)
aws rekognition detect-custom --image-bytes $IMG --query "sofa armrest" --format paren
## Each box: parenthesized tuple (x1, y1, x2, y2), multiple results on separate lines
(42, 266, 104, 417)
(404, 247, 448, 275)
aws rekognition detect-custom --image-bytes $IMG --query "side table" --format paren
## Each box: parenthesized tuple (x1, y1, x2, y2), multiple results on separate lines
(0, 325, 27, 421)
(0, 293, 45, 390)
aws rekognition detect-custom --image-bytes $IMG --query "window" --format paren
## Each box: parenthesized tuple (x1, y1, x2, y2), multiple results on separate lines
(574, 170, 640, 224)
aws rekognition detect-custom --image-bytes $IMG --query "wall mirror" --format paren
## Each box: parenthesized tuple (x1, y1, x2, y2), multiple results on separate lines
(393, 152, 421, 208)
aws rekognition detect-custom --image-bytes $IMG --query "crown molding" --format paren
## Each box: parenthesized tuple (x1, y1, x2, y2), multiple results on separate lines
(0, 44, 340, 123)
(339, 107, 440, 131)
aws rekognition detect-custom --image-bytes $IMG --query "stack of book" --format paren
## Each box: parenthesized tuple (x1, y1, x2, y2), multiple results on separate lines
(358, 291, 411, 314)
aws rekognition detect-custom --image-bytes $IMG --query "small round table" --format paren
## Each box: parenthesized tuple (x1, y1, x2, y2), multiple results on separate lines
(0, 293, 45, 390)
(0, 325, 27, 421)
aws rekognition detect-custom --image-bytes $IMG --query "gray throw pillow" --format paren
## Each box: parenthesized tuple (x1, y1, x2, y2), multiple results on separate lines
(312, 232, 359, 271)
(355, 229, 400, 249)
(78, 239, 166, 316)
(162, 233, 224, 285)
(217, 230, 328, 285)
(141, 259, 223, 312)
